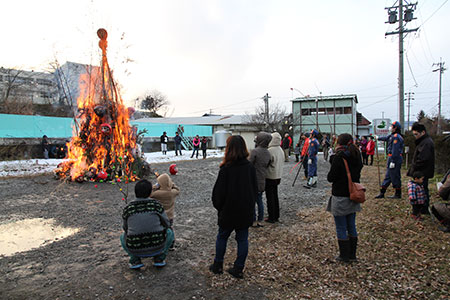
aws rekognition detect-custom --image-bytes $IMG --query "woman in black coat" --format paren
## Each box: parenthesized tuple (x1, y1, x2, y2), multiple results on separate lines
(209, 135, 258, 279)
(326, 133, 363, 263)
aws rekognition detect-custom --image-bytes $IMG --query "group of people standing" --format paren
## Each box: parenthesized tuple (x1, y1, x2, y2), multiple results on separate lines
(160, 132, 209, 159)
(123, 122, 446, 279)
(209, 130, 369, 277)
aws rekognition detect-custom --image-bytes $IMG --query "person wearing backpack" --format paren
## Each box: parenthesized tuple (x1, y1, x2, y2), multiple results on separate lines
(326, 133, 363, 263)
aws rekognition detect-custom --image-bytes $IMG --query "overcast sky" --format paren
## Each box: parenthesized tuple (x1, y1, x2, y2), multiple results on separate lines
(1, 0, 449, 121)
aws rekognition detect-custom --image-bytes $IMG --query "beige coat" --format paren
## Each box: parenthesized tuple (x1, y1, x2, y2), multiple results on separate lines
(150, 173, 180, 220)
(266, 132, 285, 180)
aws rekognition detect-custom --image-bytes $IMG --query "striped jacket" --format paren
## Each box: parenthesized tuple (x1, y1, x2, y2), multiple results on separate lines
(122, 198, 170, 256)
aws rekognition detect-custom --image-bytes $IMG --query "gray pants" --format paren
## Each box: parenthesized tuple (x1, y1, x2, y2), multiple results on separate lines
(283, 148, 289, 161)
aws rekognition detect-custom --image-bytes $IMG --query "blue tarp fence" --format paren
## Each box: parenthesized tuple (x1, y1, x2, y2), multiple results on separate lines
(0, 114, 212, 138)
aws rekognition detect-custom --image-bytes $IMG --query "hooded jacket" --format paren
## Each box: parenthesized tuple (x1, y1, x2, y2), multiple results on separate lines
(151, 173, 180, 220)
(266, 132, 285, 180)
(249, 132, 272, 192)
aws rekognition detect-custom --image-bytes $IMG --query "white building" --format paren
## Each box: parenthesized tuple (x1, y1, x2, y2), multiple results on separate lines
(0, 67, 58, 105)
(55, 61, 100, 108)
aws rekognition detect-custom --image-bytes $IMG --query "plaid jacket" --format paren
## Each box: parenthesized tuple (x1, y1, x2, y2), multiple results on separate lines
(407, 180, 426, 205)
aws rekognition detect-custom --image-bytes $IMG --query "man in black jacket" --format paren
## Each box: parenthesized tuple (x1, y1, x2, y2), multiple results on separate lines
(174, 132, 182, 156)
(160, 132, 168, 155)
(407, 123, 435, 214)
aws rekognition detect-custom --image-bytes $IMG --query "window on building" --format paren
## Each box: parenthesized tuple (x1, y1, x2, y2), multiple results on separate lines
(301, 109, 311, 115)
(344, 107, 352, 114)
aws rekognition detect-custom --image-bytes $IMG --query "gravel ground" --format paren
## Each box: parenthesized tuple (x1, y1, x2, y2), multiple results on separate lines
(0, 155, 330, 299)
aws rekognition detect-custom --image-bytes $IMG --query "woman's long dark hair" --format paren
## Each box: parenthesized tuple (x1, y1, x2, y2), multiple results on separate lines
(220, 135, 249, 167)
(337, 133, 360, 159)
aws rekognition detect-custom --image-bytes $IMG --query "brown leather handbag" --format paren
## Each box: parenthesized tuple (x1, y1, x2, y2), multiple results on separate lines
(342, 159, 366, 203)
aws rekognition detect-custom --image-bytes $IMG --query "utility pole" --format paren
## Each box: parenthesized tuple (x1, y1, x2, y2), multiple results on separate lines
(433, 58, 446, 135)
(405, 91, 414, 131)
(385, 0, 418, 133)
(262, 93, 271, 127)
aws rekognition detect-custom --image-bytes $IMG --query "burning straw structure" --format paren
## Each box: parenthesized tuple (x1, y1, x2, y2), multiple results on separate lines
(55, 29, 150, 183)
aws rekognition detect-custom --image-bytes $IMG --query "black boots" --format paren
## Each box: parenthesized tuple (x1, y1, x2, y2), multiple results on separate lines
(335, 237, 357, 263)
(388, 188, 402, 199)
(349, 236, 358, 262)
(375, 188, 386, 199)
(376, 188, 402, 199)
(336, 239, 351, 263)
(227, 265, 244, 279)
(210, 261, 244, 278)
(209, 261, 223, 274)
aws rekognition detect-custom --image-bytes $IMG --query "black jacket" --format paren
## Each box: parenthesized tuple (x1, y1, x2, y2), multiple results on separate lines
(201, 138, 208, 150)
(407, 134, 435, 179)
(282, 137, 290, 149)
(212, 158, 257, 230)
(327, 150, 363, 197)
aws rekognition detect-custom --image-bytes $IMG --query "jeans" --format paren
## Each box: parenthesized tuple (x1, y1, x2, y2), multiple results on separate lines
(253, 192, 264, 222)
(191, 147, 199, 158)
(214, 227, 249, 268)
(120, 229, 174, 263)
(175, 143, 182, 155)
(333, 213, 357, 240)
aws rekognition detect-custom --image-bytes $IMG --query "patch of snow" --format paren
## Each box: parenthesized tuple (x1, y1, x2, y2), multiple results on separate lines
(0, 150, 224, 178)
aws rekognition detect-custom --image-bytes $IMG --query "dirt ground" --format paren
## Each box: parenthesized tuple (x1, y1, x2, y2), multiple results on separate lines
(0, 156, 331, 300)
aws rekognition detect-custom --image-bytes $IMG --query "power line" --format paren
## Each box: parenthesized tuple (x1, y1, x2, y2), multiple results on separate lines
(416, 9, 435, 63)
(419, 0, 449, 27)
(358, 94, 398, 109)
(184, 96, 261, 115)
(405, 52, 419, 87)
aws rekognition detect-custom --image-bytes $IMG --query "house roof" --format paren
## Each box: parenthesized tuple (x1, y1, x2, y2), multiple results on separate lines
(358, 114, 371, 126)
(291, 94, 358, 104)
(135, 115, 249, 125)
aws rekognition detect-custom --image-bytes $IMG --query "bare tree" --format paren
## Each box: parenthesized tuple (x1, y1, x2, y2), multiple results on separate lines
(137, 90, 169, 117)
(0, 68, 35, 114)
(245, 102, 287, 133)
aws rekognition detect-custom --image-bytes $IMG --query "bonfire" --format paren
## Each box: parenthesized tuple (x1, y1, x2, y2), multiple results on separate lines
(55, 29, 150, 183)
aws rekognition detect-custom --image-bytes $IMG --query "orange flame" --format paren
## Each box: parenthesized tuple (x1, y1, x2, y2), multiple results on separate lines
(56, 29, 137, 182)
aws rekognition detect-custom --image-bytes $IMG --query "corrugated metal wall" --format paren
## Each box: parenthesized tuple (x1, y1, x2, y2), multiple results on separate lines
(0, 114, 212, 138)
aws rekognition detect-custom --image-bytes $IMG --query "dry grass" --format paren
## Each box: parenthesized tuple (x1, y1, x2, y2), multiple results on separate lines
(205, 165, 450, 299)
